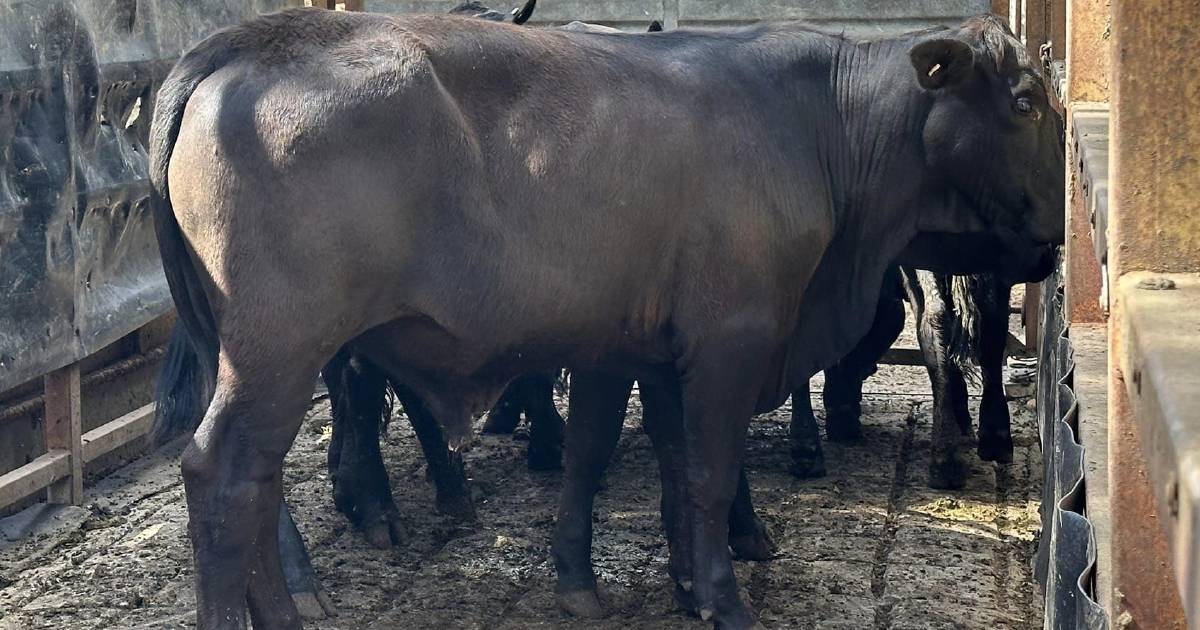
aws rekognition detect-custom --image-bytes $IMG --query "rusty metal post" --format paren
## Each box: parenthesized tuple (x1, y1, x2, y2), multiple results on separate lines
(43, 364, 82, 504)
(991, 0, 1011, 22)
(1063, 0, 1110, 325)
(1107, 0, 1200, 625)
(1023, 0, 1049, 57)
(1049, 0, 1066, 60)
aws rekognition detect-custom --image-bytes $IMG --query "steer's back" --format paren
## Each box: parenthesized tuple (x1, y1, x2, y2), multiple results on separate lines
(165, 8, 832, 373)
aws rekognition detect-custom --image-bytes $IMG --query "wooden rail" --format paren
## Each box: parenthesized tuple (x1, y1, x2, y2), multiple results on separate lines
(0, 394, 156, 511)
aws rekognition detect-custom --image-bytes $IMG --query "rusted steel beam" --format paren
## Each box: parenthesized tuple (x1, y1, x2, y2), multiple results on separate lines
(1048, 0, 1066, 61)
(1065, 0, 1110, 103)
(1022, 0, 1049, 58)
(1109, 1, 1200, 276)
(1115, 273, 1199, 626)
(43, 364, 82, 505)
(1066, 105, 1107, 323)
(991, 0, 1011, 23)
(1107, 0, 1200, 625)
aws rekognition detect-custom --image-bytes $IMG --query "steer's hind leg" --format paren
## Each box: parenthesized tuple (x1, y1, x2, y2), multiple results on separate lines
(523, 371, 565, 471)
(392, 384, 475, 521)
(552, 370, 633, 619)
(185, 365, 315, 630)
(322, 351, 404, 549)
(977, 280, 1014, 463)
(788, 382, 826, 478)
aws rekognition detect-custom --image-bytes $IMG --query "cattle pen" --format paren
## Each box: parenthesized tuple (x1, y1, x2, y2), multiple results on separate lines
(0, 1, 1195, 629)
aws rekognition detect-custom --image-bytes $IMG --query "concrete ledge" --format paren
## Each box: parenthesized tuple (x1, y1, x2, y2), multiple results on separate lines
(1118, 272, 1200, 619)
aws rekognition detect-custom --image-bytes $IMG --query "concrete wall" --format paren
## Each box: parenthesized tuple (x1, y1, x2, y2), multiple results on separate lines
(365, 0, 991, 35)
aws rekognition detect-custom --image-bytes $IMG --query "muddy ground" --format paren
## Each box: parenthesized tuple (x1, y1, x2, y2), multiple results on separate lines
(0, 316, 1043, 629)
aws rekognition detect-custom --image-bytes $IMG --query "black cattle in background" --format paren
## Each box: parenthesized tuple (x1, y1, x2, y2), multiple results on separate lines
(788, 265, 1050, 490)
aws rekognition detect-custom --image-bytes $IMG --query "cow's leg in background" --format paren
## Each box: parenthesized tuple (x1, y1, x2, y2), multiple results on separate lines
(787, 383, 826, 478)
(639, 377, 698, 610)
(726, 468, 776, 561)
(905, 270, 972, 490)
(520, 371, 566, 470)
(392, 383, 476, 521)
(481, 371, 565, 470)
(278, 501, 336, 619)
(976, 278, 1015, 463)
(481, 380, 523, 434)
(823, 270, 907, 442)
(552, 370, 634, 619)
(322, 350, 405, 549)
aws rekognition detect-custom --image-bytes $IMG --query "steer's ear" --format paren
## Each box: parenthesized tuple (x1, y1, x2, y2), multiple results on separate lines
(909, 38, 975, 90)
(511, 0, 536, 25)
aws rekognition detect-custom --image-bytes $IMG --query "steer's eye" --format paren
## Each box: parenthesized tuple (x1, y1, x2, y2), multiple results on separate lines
(1014, 97, 1040, 120)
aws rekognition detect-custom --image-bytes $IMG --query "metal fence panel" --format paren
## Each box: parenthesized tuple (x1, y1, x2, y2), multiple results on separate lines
(0, 0, 289, 393)
(1033, 265, 1109, 629)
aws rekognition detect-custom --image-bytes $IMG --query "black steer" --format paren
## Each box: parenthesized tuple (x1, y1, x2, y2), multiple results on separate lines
(150, 11, 1062, 629)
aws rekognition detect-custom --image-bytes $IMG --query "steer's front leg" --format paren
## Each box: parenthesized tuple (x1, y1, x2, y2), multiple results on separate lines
(679, 327, 773, 630)
(551, 370, 634, 619)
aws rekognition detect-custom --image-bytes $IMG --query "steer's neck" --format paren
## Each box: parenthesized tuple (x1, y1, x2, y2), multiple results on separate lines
(782, 32, 933, 383)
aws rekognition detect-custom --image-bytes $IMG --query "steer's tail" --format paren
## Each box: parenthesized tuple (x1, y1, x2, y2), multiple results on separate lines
(944, 275, 983, 384)
(147, 30, 242, 444)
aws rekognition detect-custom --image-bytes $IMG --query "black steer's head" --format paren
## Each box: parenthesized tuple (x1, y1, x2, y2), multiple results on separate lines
(449, 0, 536, 24)
(901, 15, 1064, 281)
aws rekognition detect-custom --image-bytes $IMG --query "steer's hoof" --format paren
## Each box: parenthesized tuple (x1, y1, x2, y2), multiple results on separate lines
(672, 581, 699, 615)
(730, 531, 777, 562)
(789, 451, 827, 479)
(527, 444, 564, 472)
(362, 516, 404, 550)
(482, 410, 521, 435)
(556, 589, 605, 619)
(293, 588, 337, 620)
(977, 434, 1014, 463)
(928, 456, 968, 490)
(825, 415, 863, 443)
(436, 492, 476, 522)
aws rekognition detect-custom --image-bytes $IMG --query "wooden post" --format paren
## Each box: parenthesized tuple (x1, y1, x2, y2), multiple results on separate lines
(43, 364, 82, 505)
(1107, 0, 1200, 625)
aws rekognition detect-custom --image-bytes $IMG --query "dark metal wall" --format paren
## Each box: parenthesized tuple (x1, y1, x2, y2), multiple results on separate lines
(0, 1, 287, 393)
(1033, 265, 1109, 629)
